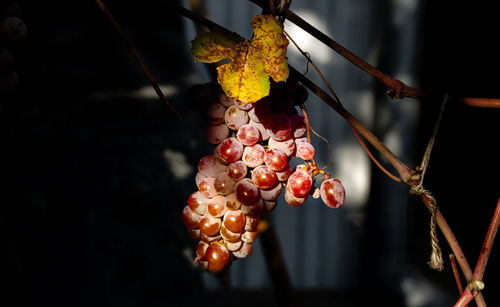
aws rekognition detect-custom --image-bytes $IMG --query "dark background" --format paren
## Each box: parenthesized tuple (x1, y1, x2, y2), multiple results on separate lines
(0, 0, 499, 306)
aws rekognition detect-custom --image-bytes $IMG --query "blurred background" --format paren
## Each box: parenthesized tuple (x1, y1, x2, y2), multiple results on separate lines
(0, 0, 499, 306)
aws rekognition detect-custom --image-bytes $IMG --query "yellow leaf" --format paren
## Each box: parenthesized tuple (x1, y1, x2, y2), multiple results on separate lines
(191, 15, 289, 104)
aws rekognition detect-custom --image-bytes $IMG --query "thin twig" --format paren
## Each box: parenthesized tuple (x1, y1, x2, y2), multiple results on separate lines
(93, 0, 182, 120)
(450, 254, 465, 297)
(473, 197, 500, 281)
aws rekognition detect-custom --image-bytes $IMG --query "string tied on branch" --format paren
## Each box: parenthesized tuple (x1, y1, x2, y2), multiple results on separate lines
(410, 93, 449, 271)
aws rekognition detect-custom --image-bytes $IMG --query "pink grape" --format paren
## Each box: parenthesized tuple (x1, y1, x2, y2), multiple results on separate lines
(205, 102, 226, 125)
(205, 124, 229, 145)
(198, 177, 217, 198)
(260, 181, 282, 201)
(242, 144, 265, 168)
(188, 191, 208, 215)
(264, 148, 288, 171)
(218, 138, 244, 163)
(290, 115, 306, 138)
(266, 114, 292, 141)
(320, 178, 346, 208)
(214, 172, 235, 195)
(248, 119, 270, 141)
(207, 195, 227, 217)
(195, 172, 207, 188)
(275, 164, 291, 182)
(206, 241, 230, 272)
(199, 214, 222, 236)
(198, 155, 226, 177)
(287, 170, 313, 197)
(226, 161, 247, 181)
(269, 137, 296, 156)
(296, 142, 315, 160)
(223, 210, 246, 233)
(195, 241, 209, 261)
(235, 99, 255, 111)
(241, 198, 264, 216)
(237, 124, 260, 146)
(251, 165, 277, 189)
(294, 136, 308, 145)
(234, 178, 259, 205)
(242, 230, 258, 243)
(225, 105, 249, 130)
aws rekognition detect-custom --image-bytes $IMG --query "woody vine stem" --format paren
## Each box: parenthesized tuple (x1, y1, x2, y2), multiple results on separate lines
(94, 0, 499, 305)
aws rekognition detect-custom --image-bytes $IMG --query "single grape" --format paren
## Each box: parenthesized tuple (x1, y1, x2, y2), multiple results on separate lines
(0, 17, 27, 44)
(199, 214, 222, 236)
(251, 165, 277, 189)
(188, 191, 208, 215)
(264, 148, 288, 171)
(266, 114, 292, 141)
(200, 232, 222, 243)
(284, 185, 308, 207)
(214, 172, 235, 196)
(244, 215, 260, 231)
(226, 160, 248, 181)
(287, 170, 313, 197)
(260, 181, 282, 201)
(296, 142, 315, 161)
(225, 105, 249, 130)
(198, 155, 226, 177)
(234, 178, 259, 205)
(225, 240, 243, 252)
(225, 193, 242, 210)
(242, 231, 258, 243)
(206, 124, 229, 145)
(206, 241, 230, 272)
(290, 114, 306, 138)
(268, 137, 296, 156)
(218, 91, 237, 107)
(248, 101, 272, 123)
(232, 242, 253, 258)
(205, 102, 226, 125)
(207, 195, 227, 217)
(223, 210, 246, 233)
(195, 241, 209, 262)
(195, 172, 207, 188)
(182, 206, 202, 229)
(242, 144, 265, 168)
(320, 178, 346, 208)
(198, 177, 217, 198)
(218, 138, 244, 163)
(236, 124, 260, 146)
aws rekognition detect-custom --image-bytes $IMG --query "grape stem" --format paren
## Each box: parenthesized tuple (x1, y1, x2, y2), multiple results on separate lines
(93, 0, 183, 120)
(450, 254, 466, 300)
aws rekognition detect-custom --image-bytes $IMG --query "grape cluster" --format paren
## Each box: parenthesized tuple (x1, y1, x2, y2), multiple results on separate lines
(182, 81, 346, 273)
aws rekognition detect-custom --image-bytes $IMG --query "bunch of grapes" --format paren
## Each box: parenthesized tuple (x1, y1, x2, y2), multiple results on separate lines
(182, 81, 346, 273)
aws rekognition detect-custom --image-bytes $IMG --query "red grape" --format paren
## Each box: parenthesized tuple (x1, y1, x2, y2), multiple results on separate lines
(214, 173, 235, 195)
(198, 155, 226, 177)
(223, 210, 246, 233)
(225, 105, 249, 130)
(226, 160, 247, 181)
(249, 120, 270, 141)
(241, 198, 264, 216)
(182, 206, 202, 229)
(242, 144, 265, 168)
(199, 214, 222, 236)
(320, 178, 346, 208)
(260, 181, 282, 201)
(284, 186, 308, 207)
(268, 137, 296, 156)
(232, 242, 253, 258)
(251, 165, 277, 189)
(206, 124, 229, 145)
(198, 177, 217, 198)
(188, 191, 208, 215)
(266, 114, 292, 141)
(234, 179, 259, 205)
(296, 142, 315, 161)
(206, 241, 230, 272)
(237, 124, 260, 146)
(207, 195, 227, 217)
(220, 224, 242, 243)
(275, 164, 291, 182)
(264, 148, 288, 171)
(290, 114, 306, 138)
(248, 101, 272, 123)
(287, 170, 313, 197)
(205, 102, 226, 125)
(225, 193, 242, 210)
(218, 138, 244, 163)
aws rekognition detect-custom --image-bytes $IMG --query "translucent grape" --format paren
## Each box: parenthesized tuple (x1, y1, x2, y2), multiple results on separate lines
(188, 191, 208, 215)
(320, 178, 346, 208)
(287, 170, 313, 197)
(226, 160, 247, 181)
(199, 214, 222, 236)
(242, 144, 265, 168)
(214, 173, 235, 195)
(207, 195, 227, 217)
(248, 119, 270, 141)
(206, 124, 229, 145)
(223, 210, 246, 233)
(206, 102, 226, 125)
(198, 155, 226, 177)
(266, 113, 292, 141)
(241, 231, 258, 243)
(234, 178, 259, 205)
(237, 124, 260, 146)
(220, 224, 241, 243)
(264, 148, 288, 171)
(182, 206, 202, 229)
(296, 142, 315, 161)
(218, 138, 244, 163)
(251, 165, 277, 189)
(284, 186, 307, 207)
(206, 241, 230, 272)
(225, 105, 249, 130)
